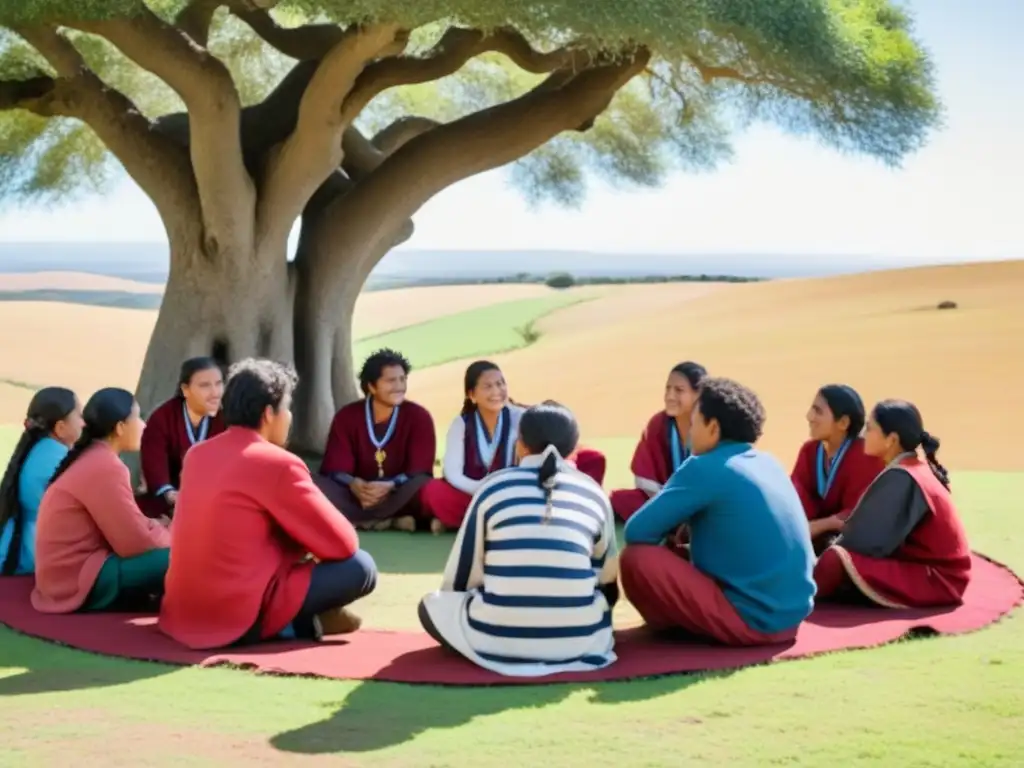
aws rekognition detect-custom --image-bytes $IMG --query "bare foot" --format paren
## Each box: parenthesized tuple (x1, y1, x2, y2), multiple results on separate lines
(430, 518, 447, 535)
(393, 515, 416, 533)
(316, 607, 362, 636)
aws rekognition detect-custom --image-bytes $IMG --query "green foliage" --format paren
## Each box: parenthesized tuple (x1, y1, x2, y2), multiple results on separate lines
(544, 272, 576, 289)
(0, 0, 940, 210)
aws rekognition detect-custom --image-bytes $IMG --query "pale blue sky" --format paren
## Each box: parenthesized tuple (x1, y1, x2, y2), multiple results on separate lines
(0, 0, 1019, 262)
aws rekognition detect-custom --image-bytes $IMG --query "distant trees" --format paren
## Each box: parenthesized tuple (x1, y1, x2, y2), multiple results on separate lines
(545, 272, 576, 289)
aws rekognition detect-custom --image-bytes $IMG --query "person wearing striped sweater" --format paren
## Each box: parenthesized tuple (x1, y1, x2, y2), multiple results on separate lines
(418, 401, 619, 677)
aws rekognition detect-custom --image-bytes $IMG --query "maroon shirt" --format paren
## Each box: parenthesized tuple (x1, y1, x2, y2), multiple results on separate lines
(140, 397, 226, 499)
(321, 398, 436, 482)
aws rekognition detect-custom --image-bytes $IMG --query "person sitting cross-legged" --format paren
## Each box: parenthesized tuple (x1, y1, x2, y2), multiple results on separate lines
(159, 358, 377, 650)
(620, 377, 816, 647)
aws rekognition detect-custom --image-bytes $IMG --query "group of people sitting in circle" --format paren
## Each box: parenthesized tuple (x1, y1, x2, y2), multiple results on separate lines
(0, 348, 972, 677)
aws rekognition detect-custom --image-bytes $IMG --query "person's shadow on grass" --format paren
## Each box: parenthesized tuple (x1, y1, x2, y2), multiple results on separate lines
(269, 664, 707, 754)
(0, 625, 175, 696)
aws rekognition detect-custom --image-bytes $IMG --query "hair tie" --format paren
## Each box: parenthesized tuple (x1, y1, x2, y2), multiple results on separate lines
(23, 417, 45, 431)
(539, 444, 561, 489)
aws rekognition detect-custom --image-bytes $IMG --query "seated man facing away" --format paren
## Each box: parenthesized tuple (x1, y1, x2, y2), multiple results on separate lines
(137, 357, 225, 519)
(620, 377, 816, 647)
(419, 401, 619, 677)
(315, 348, 436, 532)
(159, 358, 376, 650)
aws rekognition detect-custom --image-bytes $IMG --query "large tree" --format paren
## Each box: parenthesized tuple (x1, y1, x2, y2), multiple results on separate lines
(0, 0, 939, 451)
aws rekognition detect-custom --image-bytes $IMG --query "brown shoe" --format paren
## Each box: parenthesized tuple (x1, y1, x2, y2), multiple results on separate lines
(430, 518, 447, 535)
(393, 515, 416, 532)
(315, 607, 363, 636)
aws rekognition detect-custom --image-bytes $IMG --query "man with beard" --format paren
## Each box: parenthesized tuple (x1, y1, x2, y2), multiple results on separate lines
(315, 348, 436, 531)
(137, 356, 225, 519)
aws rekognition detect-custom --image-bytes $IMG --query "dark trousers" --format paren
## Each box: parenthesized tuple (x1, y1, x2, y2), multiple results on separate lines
(239, 549, 377, 644)
(291, 549, 378, 639)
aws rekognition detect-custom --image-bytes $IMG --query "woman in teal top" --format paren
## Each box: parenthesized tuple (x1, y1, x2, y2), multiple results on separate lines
(620, 377, 816, 647)
(0, 387, 83, 575)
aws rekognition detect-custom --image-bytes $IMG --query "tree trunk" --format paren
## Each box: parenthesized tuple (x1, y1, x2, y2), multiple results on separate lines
(288, 189, 410, 454)
(289, 218, 367, 455)
(134, 231, 291, 419)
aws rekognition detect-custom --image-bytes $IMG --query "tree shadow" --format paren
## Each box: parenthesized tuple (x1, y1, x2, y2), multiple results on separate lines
(0, 624, 176, 696)
(359, 530, 451, 575)
(270, 663, 682, 756)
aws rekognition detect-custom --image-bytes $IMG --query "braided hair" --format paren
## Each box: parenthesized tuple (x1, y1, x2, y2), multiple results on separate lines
(0, 387, 77, 575)
(872, 399, 951, 490)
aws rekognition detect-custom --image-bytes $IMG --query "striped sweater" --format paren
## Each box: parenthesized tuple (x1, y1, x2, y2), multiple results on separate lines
(431, 452, 619, 675)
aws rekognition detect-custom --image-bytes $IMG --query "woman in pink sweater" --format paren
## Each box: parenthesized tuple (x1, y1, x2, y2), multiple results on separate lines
(32, 388, 171, 614)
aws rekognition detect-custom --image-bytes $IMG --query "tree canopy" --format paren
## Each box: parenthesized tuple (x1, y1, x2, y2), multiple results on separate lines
(1, 0, 940, 209)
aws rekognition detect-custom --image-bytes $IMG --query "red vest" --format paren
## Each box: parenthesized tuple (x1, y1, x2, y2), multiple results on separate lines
(896, 456, 972, 597)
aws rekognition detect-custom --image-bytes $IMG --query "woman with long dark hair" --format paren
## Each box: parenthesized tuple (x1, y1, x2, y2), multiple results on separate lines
(137, 356, 225, 518)
(422, 360, 609, 534)
(419, 401, 619, 677)
(610, 361, 707, 522)
(32, 388, 171, 614)
(814, 399, 972, 608)
(420, 360, 524, 533)
(0, 387, 83, 575)
(791, 384, 885, 553)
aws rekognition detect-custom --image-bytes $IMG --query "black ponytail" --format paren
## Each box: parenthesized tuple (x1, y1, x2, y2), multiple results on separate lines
(518, 400, 580, 524)
(49, 388, 135, 486)
(872, 399, 951, 490)
(538, 451, 559, 524)
(0, 386, 78, 575)
(920, 430, 950, 491)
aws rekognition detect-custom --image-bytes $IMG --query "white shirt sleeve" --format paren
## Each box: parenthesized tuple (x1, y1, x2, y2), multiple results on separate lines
(635, 475, 663, 497)
(442, 415, 482, 495)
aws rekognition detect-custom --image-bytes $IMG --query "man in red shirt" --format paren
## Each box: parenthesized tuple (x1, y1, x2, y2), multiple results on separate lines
(159, 358, 377, 649)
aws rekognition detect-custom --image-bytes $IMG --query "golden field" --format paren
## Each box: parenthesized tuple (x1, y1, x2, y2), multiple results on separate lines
(1, 261, 1021, 470)
(412, 261, 1024, 471)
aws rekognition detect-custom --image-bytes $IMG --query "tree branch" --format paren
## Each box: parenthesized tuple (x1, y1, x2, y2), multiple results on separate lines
(339, 26, 591, 125)
(256, 23, 403, 249)
(72, 6, 254, 253)
(339, 117, 439, 180)
(0, 76, 55, 108)
(175, 0, 222, 47)
(10, 26, 198, 231)
(316, 50, 648, 279)
(372, 116, 440, 155)
(228, 4, 346, 60)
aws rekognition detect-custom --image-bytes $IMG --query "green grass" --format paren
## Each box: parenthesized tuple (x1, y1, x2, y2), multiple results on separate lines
(0, 430, 1022, 766)
(353, 294, 588, 370)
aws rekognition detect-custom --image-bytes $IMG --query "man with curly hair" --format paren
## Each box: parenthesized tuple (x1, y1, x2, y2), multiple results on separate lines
(620, 377, 816, 646)
(316, 348, 436, 531)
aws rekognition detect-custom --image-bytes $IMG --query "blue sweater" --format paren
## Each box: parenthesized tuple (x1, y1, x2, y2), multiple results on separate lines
(624, 441, 816, 634)
(0, 437, 68, 574)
